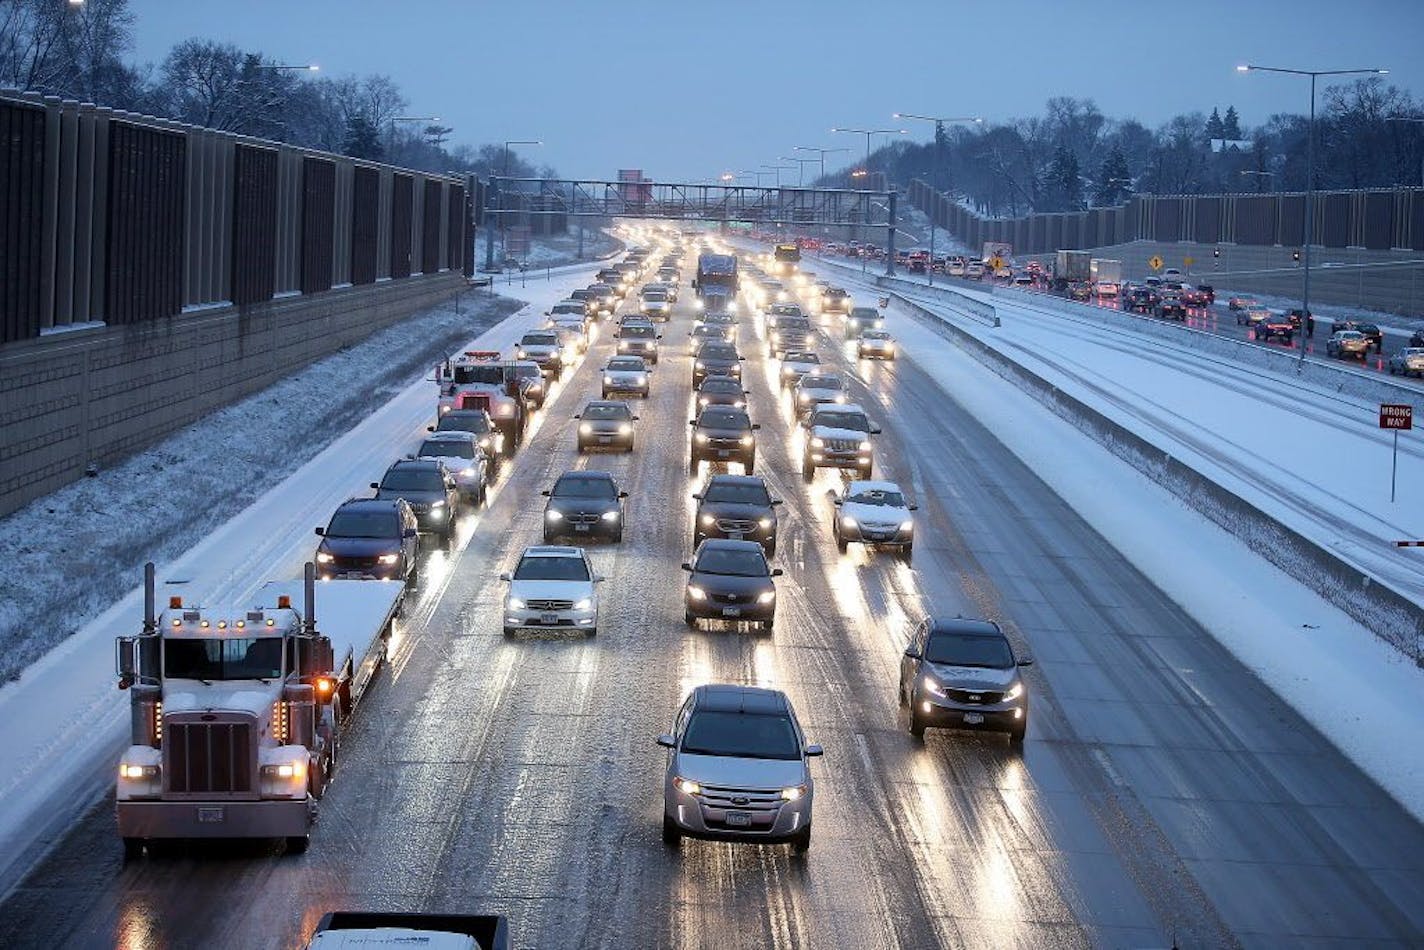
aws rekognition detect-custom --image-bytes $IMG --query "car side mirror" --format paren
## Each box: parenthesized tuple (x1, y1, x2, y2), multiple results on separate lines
(618, 491, 629, 498)
(314, 526, 324, 536)
(656, 733, 676, 748)
(680, 562, 692, 572)
(770, 498, 783, 506)
(804, 744, 824, 757)
(403, 527, 417, 538)
(692, 493, 703, 501)
(870, 426, 882, 435)
(688, 420, 696, 426)
(751, 423, 761, 430)
(904, 646, 921, 659)
(498, 571, 511, 582)
(832, 498, 843, 507)
(1017, 657, 1034, 667)
(426, 425, 435, 432)
(771, 568, 784, 577)
(541, 490, 550, 496)
(573, 414, 581, 419)
(369, 482, 379, 490)
(909, 504, 919, 511)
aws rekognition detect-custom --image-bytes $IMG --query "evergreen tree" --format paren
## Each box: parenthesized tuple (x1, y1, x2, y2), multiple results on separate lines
(1205, 107, 1225, 140)
(1223, 106, 1242, 139)
(342, 115, 384, 160)
(1092, 147, 1132, 205)
(1046, 144, 1083, 211)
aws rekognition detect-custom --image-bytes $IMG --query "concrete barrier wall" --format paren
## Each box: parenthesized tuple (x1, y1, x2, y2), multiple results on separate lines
(890, 291, 1424, 663)
(0, 273, 463, 517)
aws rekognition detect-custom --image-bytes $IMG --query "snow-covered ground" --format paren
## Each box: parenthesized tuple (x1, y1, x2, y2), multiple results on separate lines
(0, 264, 605, 893)
(487, 227, 621, 270)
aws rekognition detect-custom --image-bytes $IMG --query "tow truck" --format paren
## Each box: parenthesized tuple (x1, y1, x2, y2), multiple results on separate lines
(435, 351, 529, 456)
(308, 912, 508, 950)
(115, 563, 402, 856)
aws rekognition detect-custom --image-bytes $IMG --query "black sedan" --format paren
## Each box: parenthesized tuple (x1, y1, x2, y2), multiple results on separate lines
(693, 474, 782, 556)
(690, 407, 759, 474)
(371, 459, 458, 538)
(542, 470, 628, 543)
(695, 376, 749, 410)
(692, 341, 743, 387)
(682, 539, 781, 630)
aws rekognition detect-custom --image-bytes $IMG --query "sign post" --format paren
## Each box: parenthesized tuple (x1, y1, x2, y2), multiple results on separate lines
(1379, 403, 1413, 502)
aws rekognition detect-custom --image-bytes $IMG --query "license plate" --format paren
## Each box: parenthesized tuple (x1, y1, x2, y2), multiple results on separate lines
(725, 811, 752, 827)
(196, 806, 225, 824)
(540, 612, 558, 625)
(598, 436, 611, 444)
(729, 532, 744, 541)
(717, 450, 729, 458)
(963, 712, 985, 725)
(722, 607, 741, 617)
(575, 524, 590, 532)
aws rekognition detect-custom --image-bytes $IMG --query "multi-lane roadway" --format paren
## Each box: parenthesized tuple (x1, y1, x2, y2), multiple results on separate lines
(2, 244, 1422, 948)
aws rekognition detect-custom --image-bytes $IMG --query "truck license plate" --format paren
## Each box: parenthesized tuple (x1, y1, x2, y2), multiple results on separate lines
(963, 712, 985, 725)
(540, 612, 558, 625)
(196, 806, 225, 824)
(722, 607, 741, 617)
(725, 811, 752, 827)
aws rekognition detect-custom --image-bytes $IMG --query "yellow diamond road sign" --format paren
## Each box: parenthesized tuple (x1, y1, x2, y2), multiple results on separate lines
(1183, 256, 1195, 267)
(1149, 255, 1164, 270)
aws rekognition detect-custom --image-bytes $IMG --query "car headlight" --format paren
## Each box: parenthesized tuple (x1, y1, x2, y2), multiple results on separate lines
(507, 597, 525, 610)
(604, 376, 614, 385)
(573, 598, 593, 610)
(430, 500, 446, 509)
(515, 349, 526, 358)
(601, 510, 620, 521)
(798, 392, 811, 402)
(699, 397, 709, 406)
(686, 585, 707, 600)
(377, 553, 400, 565)
(695, 433, 708, 444)
(461, 465, 478, 477)
(859, 439, 873, 452)
(841, 516, 858, 531)
(439, 405, 450, 415)
(1003, 683, 1023, 702)
(757, 590, 776, 604)
(478, 437, 491, 448)
(546, 510, 563, 520)
(780, 784, 806, 801)
(579, 423, 593, 435)
(782, 366, 795, 376)
(810, 437, 825, 448)
(700, 514, 715, 527)
(758, 517, 772, 529)
(900, 520, 914, 532)
(739, 436, 753, 446)
(674, 777, 701, 795)
(618, 423, 633, 435)
(316, 552, 334, 563)
(921, 676, 945, 697)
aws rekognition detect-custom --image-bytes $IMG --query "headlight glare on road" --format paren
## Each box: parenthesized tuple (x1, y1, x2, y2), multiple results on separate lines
(686, 585, 707, 600)
(780, 784, 806, 801)
(674, 777, 701, 795)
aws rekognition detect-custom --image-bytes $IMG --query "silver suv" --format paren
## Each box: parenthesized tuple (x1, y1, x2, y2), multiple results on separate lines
(658, 684, 822, 853)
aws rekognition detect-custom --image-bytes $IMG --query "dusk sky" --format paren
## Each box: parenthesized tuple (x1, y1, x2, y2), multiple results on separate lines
(128, 0, 1424, 182)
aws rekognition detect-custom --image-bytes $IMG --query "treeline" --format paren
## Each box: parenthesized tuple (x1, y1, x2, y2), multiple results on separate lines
(829, 86, 1424, 218)
(0, 0, 555, 178)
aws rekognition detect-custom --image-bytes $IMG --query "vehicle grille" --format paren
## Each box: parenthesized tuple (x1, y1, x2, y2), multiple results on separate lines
(698, 783, 784, 828)
(943, 688, 1004, 705)
(716, 518, 756, 533)
(861, 521, 899, 533)
(333, 555, 380, 569)
(563, 512, 601, 525)
(525, 599, 574, 611)
(826, 438, 860, 452)
(164, 716, 256, 797)
(710, 590, 750, 605)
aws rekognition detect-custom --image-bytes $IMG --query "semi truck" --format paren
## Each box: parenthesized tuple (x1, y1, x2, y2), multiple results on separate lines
(114, 563, 403, 856)
(1090, 258, 1123, 297)
(1054, 250, 1092, 291)
(693, 252, 739, 298)
(436, 350, 530, 454)
(309, 912, 509, 950)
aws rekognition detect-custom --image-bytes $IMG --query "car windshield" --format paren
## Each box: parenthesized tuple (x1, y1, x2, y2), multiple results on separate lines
(514, 555, 591, 581)
(418, 439, 474, 460)
(861, 331, 890, 341)
(642, 290, 667, 301)
(699, 409, 750, 430)
(1403, 348, 1424, 357)
(381, 468, 444, 492)
(779, 318, 811, 331)
(621, 326, 656, 339)
(1337, 332, 1364, 340)
(700, 344, 736, 360)
(814, 411, 870, 432)
(846, 488, 905, 507)
(607, 358, 645, 371)
(553, 475, 617, 499)
(583, 404, 631, 421)
(703, 482, 771, 506)
(165, 636, 284, 681)
(701, 378, 741, 393)
(851, 308, 878, 319)
(787, 353, 820, 364)
(800, 376, 842, 391)
(326, 510, 398, 539)
(440, 414, 491, 433)
(704, 313, 734, 325)
(522, 333, 557, 346)
(681, 711, 801, 760)
(924, 632, 1015, 669)
(694, 546, 768, 577)
(553, 304, 582, 314)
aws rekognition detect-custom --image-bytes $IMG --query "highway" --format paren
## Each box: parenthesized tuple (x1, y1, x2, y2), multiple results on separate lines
(3, 250, 1423, 948)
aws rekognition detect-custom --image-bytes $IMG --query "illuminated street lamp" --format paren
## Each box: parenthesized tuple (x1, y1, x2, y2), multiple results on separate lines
(1237, 63, 1387, 362)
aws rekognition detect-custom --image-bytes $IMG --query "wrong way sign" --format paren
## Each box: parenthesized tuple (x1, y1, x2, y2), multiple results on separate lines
(1380, 404, 1413, 430)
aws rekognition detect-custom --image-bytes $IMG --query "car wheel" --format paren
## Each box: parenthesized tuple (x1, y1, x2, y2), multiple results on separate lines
(900, 542, 913, 560)
(613, 528, 624, 543)
(683, 611, 697, 629)
(588, 627, 597, 637)
(791, 826, 811, 854)
(285, 835, 310, 855)
(801, 459, 814, 481)
(909, 703, 926, 738)
(764, 540, 776, 559)
(543, 529, 555, 544)
(122, 838, 145, 860)
(662, 815, 682, 847)
(502, 625, 515, 637)
(688, 457, 699, 475)
(761, 616, 774, 631)
(577, 441, 586, 454)
(1010, 719, 1027, 745)
(897, 679, 907, 707)
(744, 459, 755, 475)
(835, 530, 847, 553)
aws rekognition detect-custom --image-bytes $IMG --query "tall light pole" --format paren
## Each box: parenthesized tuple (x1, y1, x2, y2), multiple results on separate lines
(761, 163, 794, 187)
(830, 127, 908, 186)
(894, 113, 982, 284)
(1386, 116, 1424, 186)
(1237, 64, 1387, 362)
(780, 156, 818, 187)
(793, 145, 851, 184)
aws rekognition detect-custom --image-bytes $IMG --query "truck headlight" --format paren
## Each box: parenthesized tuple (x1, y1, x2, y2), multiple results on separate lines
(780, 784, 806, 801)
(119, 764, 159, 781)
(377, 553, 399, 565)
(430, 500, 445, 509)
(859, 439, 873, 452)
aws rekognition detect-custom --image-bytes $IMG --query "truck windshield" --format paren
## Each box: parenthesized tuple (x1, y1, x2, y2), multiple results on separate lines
(165, 637, 284, 680)
(681, 711, 800, 760)
(452, 366, 503, 385)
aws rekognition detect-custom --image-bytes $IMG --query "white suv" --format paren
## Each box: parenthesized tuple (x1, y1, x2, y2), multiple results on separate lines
(500, 546, 602, 636)
(658, 684, 821, 853)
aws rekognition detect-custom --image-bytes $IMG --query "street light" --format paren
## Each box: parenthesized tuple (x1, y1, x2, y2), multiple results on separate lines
(780, 156, 818, 187)
(793, 145, 851, 184)
(1386, 116, 1424, 186)
(830, 127, 908, 183)
(894, 113, 982, 284)
(760, 163, 794, 187)
(1237, 63, 1388, 362)
(254, 63, 320, 72)
(740, 169, 773, 186)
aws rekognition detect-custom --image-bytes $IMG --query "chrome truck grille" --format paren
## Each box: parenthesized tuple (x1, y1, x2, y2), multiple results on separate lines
(164, 714, 257, 798)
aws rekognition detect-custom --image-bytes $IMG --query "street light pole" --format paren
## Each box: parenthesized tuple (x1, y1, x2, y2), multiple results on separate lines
(831, 128, 906, 247)
(1238, 63, 1387, 363)
(894, 113, 982, 285)
(793, 145, 851, 185)
(781, 156, 818, 187)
